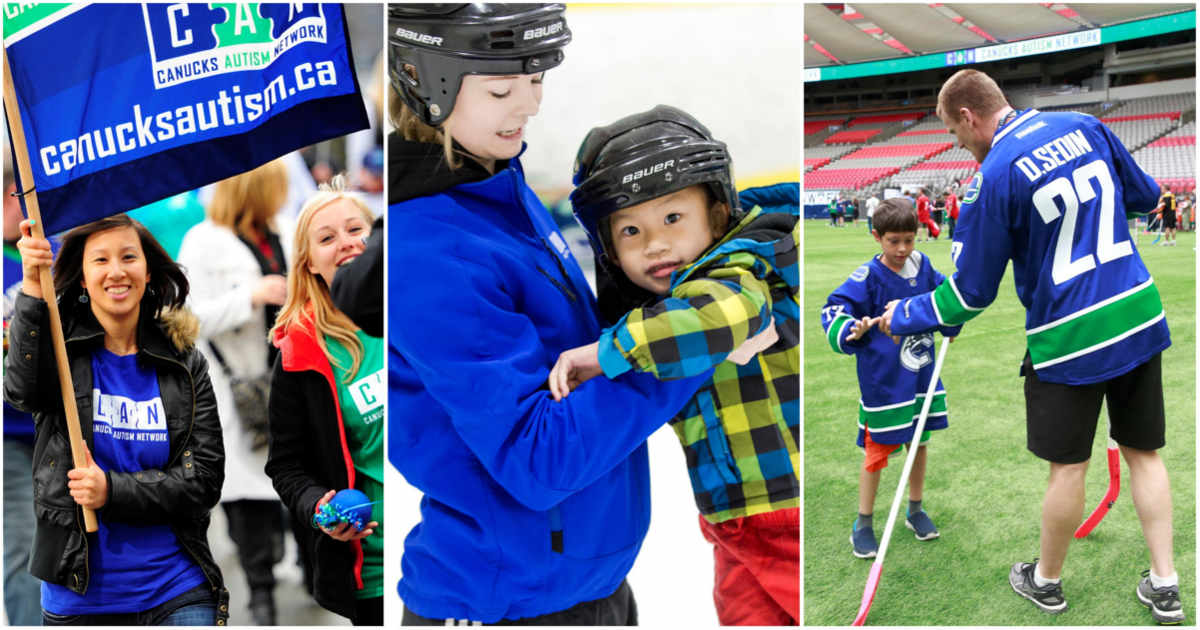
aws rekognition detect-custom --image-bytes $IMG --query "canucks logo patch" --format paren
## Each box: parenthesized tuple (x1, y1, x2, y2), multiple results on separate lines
(849, 264, 870, 282)
(899, 333, 935, 372)
(963, 172, 982, 204)
(144, 4, 327, 89)
(347, 368, 385, 425)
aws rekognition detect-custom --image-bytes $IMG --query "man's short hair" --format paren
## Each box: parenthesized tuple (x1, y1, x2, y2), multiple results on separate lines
(937, 69, 1009, 123)
(873, 198, 919, 235)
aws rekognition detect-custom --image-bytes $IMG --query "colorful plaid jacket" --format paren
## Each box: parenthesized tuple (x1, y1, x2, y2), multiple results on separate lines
(597, 208, 799, 522)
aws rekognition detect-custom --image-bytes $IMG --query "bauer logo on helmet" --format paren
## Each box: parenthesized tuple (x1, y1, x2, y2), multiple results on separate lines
(524, 21, 564, 40)
(621, 159, 675, 185)
(394, 26, 443, 46)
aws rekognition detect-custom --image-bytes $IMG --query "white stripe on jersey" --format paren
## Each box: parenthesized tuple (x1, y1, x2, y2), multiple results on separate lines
(1025, 277, 1155, 335)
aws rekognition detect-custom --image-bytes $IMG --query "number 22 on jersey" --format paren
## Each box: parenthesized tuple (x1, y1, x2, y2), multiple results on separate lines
(1032, 159, 1131, 286)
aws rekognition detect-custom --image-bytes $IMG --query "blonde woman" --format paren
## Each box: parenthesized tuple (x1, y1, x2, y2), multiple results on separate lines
(265, 177, 383, 625)
(177, 159, 291, 625)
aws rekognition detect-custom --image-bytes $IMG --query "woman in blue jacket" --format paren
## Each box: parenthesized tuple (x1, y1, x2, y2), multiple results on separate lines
(387, 5, 712, 625)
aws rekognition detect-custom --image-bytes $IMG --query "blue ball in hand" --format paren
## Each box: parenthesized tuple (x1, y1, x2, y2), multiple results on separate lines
(313, 488, 373, 531)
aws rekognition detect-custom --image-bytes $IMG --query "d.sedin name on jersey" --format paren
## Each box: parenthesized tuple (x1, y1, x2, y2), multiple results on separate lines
(622, 159, 675, 185)
(1014, 128, 1096, 183)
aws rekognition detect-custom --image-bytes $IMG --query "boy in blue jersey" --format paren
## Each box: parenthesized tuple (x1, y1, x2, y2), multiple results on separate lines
(821, 198, 959, 560)
(880, 69, 1182, 624)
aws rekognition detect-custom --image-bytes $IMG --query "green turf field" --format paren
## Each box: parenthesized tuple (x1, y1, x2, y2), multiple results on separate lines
(803, 220, 1195, 626)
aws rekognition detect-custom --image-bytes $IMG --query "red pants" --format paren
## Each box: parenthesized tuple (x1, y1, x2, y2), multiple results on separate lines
(698, 507, 799, 626)
(919, 215, 941, 238)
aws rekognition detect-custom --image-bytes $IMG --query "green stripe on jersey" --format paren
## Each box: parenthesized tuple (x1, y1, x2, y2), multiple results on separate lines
(932, 277, 983, 326)
(858, 393, 947, 434)
(1026, 280, 1163, 369)
(827, 314, 854, 353)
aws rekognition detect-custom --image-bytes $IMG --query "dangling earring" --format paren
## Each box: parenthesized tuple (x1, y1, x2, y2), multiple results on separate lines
(78, 293, 89, 304)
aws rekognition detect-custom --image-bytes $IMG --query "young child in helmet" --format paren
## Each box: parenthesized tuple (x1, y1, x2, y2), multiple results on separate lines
(387, 5, 716, 626)
(549, 105, 799, 626)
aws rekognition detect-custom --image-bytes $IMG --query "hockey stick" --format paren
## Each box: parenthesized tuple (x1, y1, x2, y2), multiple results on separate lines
(1148, 214, 1163, 244)
(1073, 432, 1120, 538)
(852, 336, 951, 626)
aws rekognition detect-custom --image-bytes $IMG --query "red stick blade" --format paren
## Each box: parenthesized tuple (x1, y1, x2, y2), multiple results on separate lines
(852, 562, 883, 625)
(1073, 502, 1110, 538)
(1074, 445, 1121, 538)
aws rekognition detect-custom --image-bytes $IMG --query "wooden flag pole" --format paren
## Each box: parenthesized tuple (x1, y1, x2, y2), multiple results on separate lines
(3, 49, 98, 532)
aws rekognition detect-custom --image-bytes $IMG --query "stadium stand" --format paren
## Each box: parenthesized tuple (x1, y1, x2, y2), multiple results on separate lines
(806, 92, 1195, 200)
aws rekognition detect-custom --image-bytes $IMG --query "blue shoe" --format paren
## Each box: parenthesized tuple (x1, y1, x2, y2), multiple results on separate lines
(905, 510, 940, 540)
(850, 520, 878, 559)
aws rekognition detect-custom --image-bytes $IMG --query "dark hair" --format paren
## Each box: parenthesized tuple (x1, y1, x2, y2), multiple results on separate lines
(872, 198, 919, 235)
(53, 214, 189, 318)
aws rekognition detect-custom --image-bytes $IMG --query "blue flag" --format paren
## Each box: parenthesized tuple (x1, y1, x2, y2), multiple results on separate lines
(4, 3, 369, 235)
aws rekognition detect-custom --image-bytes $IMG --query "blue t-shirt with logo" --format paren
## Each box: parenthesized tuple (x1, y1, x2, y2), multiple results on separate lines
(42, 349, 206, 614)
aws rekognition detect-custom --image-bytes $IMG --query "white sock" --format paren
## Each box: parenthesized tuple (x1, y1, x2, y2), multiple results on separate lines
(1150, 570, 1178, 589)
(1033, 565, 1060, 587)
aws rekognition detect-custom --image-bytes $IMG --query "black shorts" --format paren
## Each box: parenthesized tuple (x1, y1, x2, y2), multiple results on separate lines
(1022, 353, 1165, 464)
(1163, 210, 1177, 229)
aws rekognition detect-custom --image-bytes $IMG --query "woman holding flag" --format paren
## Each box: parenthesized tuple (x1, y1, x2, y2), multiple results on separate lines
(4, 214, 228, 625)
(264, 177, 384, 626)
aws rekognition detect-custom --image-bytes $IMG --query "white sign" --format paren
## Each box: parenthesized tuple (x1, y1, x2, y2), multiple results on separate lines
(803, 189, 839, 205)
(974, 29, 1100, 64)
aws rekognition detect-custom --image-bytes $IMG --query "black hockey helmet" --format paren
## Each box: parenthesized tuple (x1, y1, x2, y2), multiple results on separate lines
(570, 105, 739, 260)
(388, 4, 571, 126)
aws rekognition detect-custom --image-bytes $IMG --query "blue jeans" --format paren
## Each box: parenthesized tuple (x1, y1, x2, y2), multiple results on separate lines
(41, 584, 216, 626)
(4, 438, 41, 625)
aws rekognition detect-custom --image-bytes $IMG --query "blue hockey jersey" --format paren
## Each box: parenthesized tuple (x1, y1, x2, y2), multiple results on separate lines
(822, 252, 960, 446)
(890, 109, 1170, 385)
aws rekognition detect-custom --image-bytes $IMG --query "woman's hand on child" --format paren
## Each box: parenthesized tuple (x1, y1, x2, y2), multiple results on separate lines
(66, 444, 108, 510)
(314, 489, 377, 542)
(16, 219, 52, 300)
(548, 342, 602, 401)
(727, 324, 779, 365)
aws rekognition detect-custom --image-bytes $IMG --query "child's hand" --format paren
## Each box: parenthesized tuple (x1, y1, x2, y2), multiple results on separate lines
(548, 342, 602, 401)
(879, 300, 902, 343)
(728, 324, 779, 365)
(846, 316, 877, 341)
